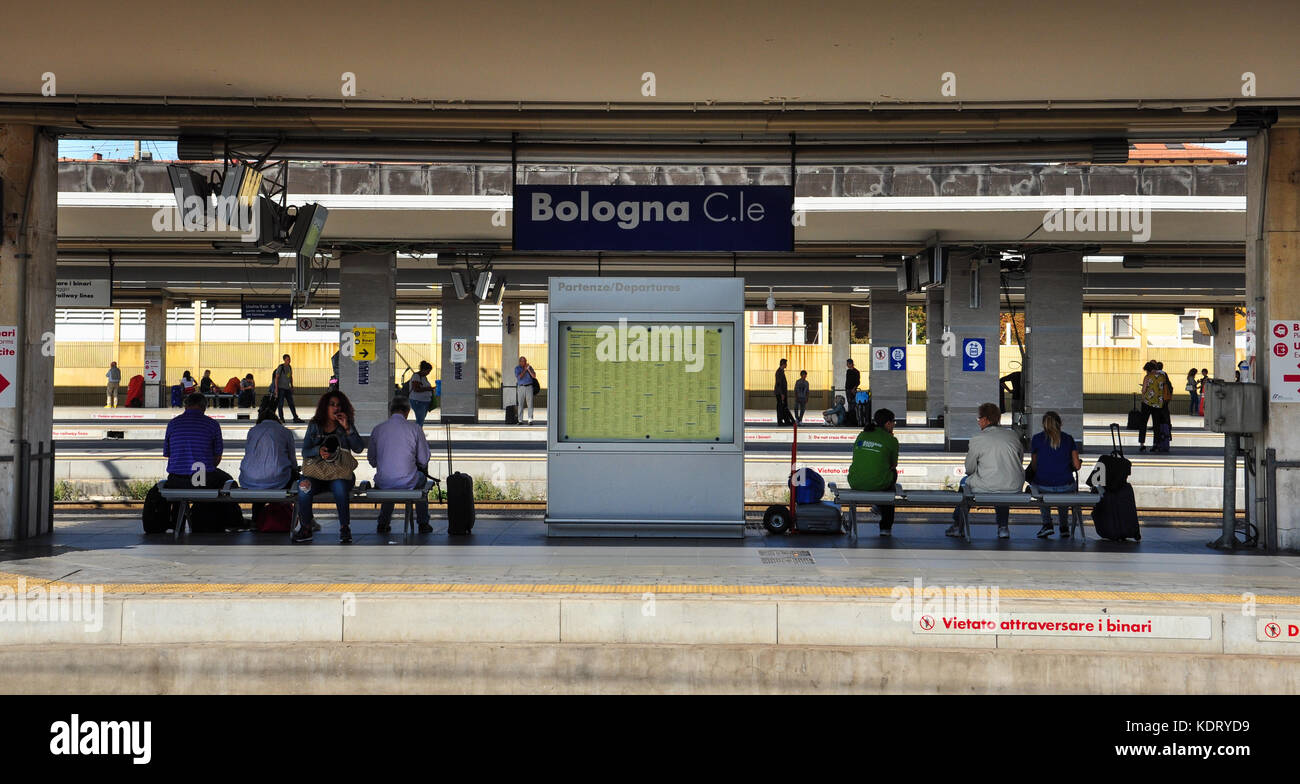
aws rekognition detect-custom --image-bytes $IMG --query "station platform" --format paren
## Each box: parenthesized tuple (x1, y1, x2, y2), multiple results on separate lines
(1, 509, 1298, 694)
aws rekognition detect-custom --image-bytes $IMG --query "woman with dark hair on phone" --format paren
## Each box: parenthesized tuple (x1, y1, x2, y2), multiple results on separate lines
(292, 390, 365, 543)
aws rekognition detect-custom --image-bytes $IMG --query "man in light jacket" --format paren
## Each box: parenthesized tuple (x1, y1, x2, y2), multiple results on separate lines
(946, 402, 1024, 539)
(368, 396, 432, 534)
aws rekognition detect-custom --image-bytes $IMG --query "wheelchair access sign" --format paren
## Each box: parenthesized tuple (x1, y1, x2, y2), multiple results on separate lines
(962, 338, 986, 372)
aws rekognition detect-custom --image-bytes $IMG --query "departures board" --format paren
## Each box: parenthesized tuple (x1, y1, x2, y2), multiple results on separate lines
(560, 322, 731, 442)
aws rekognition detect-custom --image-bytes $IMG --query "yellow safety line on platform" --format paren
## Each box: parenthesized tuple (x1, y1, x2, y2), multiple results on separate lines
(0, 570, 1295, 605)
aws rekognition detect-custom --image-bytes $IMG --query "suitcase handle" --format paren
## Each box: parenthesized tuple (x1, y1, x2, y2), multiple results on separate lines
(1110, 422, 1125, 458)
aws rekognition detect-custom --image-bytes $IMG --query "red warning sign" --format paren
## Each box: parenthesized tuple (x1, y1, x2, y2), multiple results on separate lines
(1257, 619, 1300, 642)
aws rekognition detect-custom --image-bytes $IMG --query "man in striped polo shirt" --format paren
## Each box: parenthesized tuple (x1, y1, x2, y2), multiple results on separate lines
(163, 393, 239, 530)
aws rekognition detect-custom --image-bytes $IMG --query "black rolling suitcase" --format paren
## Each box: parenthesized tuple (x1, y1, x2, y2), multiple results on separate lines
(1091, 423, 1141, 541)
(1125, 394, 1144, 431)
(505, 405, 519, 425)
(444, 422, 475, 535)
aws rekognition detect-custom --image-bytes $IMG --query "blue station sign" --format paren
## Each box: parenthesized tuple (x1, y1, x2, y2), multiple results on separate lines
(513, 185, 794, 252)
(241, 301, 293, 320)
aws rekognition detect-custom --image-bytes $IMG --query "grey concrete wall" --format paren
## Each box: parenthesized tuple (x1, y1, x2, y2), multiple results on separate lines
(868, 289, 907, 418)
(501, 299, 520, 409)
(339, 252, 396, 432)
(943, 255, 1001, 450)
(58, 161, 1247, 199)
(1213, 306, 1236, 381)
(144, 302, 167, 407)
(830, 303, 850, 401)
(925, 288, 945, 426)
(1026, 252, 1084, 448)
(0, 126, 57, 539)
(440, 292, 480, 423)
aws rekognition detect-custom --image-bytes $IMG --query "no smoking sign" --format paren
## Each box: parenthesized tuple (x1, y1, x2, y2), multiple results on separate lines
(1268, 321, 1300, 402)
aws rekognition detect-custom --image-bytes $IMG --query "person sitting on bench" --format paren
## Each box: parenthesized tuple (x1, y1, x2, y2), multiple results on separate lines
(368, 396, 432, 534)
(847, 408, 900, 536)
(239, 395, 299, 524)
(163, 393, 240, 531)
(946, 402, 1023, 540)
(1028, 410, 1082, 539)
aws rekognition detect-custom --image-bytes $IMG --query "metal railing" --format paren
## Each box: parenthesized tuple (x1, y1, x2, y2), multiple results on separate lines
(1266, 449, 1300, 553)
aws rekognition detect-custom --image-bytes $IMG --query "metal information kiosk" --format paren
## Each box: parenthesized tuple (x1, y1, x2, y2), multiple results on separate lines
(546, 277, 746, 537)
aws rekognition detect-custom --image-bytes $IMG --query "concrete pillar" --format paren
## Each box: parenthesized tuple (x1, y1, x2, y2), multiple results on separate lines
(925, 287, 945, 426)
(440, 292, 480, 423)
(338, 252, 396, 434)
(1025, 251, 1085, 448)
(144, 301, 168, 407)
(868, 289, 908, 420)
(1247, 128, 1300, 551)
(1213, 306, 1236, 381)
(0, 126, 56, 539)
(943, 253, 1001, 451)
(830, 303, 850, 405)
(501, 299, 521, 409)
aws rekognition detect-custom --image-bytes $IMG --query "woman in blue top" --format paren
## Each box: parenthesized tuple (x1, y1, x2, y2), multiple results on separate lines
(1029, 411, 1081, 538)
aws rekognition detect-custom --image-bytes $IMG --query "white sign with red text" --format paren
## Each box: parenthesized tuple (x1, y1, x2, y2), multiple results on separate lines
(0, 326, 16, 408)
(914, 612, 1211, 639)
(1258, 619, 1300, 642)
(1269, 321, 1300, 402)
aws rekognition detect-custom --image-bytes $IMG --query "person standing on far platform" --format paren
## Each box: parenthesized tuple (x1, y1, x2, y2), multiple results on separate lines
(793, 370, 810, 424)
(774, 358, 793, 426)
(105, 361, 121, 408)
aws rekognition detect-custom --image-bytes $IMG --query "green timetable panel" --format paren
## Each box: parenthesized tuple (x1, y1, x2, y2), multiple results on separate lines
(561, 322, 728, 442)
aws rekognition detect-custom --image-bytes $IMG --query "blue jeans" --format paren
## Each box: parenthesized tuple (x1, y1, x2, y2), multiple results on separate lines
(297, 477, 353, 529)
(411, 399, 429, 426)
(952, 476, 1009, 527)
(1032, 482, 1076, 527)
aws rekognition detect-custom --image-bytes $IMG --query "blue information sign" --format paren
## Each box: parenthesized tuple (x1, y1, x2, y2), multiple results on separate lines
(962, 338, 986, 372)
(513, 185, 794, 252)
(241, 302, 292, 320)
(889, 346, 906, 371)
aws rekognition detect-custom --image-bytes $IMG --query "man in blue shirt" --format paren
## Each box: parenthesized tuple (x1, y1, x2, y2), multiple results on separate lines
(368, 397, 432, 533)
(163, 393, 238, 530)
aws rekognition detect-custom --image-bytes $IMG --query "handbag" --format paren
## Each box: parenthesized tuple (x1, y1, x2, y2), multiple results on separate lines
(531, 377, 541, 394)
(301, 435, 358, 481)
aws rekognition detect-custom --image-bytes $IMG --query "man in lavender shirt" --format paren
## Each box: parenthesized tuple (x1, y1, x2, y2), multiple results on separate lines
(367, 397, 432, 533)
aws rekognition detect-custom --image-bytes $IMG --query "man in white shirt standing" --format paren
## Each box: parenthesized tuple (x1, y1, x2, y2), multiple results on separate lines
(946, 402, 1024, 539)
(368, 397, 432, 534)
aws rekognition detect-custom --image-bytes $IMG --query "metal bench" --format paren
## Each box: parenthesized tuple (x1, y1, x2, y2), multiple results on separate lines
(829, 483, 1098, 543)
(155, 478, 441, 539)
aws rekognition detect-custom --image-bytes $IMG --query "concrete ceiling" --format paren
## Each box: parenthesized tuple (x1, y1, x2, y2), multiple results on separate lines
(3, 0, 1299, 106)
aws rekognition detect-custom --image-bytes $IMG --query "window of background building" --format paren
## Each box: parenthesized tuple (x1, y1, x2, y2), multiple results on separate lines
(1112, 314, 1133, 339)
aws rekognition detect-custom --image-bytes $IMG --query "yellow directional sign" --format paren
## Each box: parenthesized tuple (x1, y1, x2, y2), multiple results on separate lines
(352, 327, 377, 361)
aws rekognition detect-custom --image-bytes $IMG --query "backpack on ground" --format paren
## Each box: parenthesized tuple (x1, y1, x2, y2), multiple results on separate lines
(1090, 423, 1141, 541)
(445, 422, 475, 535)
(142, 484, 178, 534)
(188, 500, 245, 532)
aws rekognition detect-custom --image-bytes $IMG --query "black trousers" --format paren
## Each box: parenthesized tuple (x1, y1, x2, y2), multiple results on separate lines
(276, 389, 299, 420)
(1137, 403, 1169, 444)
(775, 396, 793, 425)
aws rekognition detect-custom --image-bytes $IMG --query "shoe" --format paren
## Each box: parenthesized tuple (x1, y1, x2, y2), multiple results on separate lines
(339, 526, 353, 544)
(1139, 445, 1148, 453)
(311, 521, 322, 532)
(291, 526, 313, 543)
(377, 522, 391, 534)
(1036, 525, 1054, 538)
(998, 526, 1010, 539)
(945, 523, 963, 537)
(418, 523, 434, 534)
(293, 418, 305, 424)
(879, 529, 891, 537)
(1059, 527, 1071, 539)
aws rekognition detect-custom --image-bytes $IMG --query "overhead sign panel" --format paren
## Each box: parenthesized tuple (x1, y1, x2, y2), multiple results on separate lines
(513, 185, 793, 252)
(241, 302, 292, 320)
(56, 279, 110, 308)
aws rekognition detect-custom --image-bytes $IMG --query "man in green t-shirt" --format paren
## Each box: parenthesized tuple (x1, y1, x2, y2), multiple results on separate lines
(847, 408, 900, 535)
